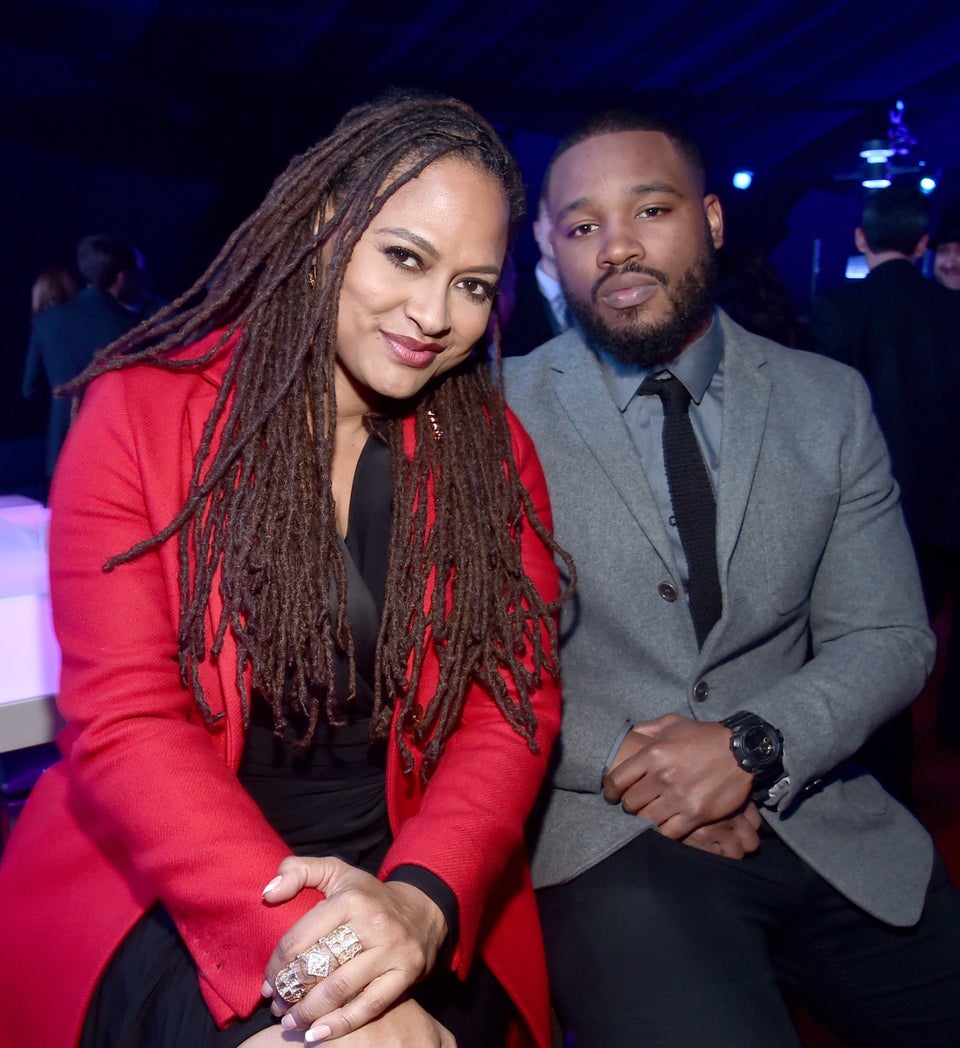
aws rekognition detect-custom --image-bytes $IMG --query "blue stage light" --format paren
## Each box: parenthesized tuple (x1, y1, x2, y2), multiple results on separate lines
(732, 170, 753, 190)
(919, 176, 937, 194)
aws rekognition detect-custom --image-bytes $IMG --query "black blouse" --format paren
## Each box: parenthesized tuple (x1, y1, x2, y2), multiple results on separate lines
(238, 432, 393, 873)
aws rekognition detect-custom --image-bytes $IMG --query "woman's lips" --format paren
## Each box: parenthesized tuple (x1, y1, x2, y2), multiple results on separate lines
(381, 331, 444, 367)
(597, 275, 660, 310)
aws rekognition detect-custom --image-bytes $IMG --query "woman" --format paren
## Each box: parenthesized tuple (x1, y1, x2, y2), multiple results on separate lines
(0, 93, 568, 1048)
(30, 264, 80, 318)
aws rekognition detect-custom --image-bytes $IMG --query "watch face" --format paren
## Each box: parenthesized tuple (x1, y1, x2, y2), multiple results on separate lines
(743, 724, 778, 765)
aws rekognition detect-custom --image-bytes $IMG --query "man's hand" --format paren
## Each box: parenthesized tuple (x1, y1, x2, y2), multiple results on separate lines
(601, 714, 754, 838)
(681, 802, 762, 858)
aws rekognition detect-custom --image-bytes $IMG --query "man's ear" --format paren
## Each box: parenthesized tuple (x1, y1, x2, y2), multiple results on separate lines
(534, 199, 560, 279)
(854, 227, 869, 254)
(911, 232, 930, 261)
(704, 195, 724, 249)
(534, 201, 557, 258)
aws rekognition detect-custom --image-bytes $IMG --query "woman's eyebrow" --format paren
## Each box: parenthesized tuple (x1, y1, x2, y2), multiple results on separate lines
(375, 225, 501, 274)
(376, 226, 439, 259)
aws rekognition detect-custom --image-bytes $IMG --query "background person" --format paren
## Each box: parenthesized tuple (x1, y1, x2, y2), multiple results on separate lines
(30, 264, 80, 318)
(931, 204, 960, 291)
(0, 93, 566, 1048)
(501, 195, 571, 356)
(811, 186, 960, 755)
(21, 233, 140, 481)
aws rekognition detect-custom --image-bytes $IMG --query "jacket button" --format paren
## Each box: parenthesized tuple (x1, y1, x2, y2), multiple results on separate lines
(658, 582, 678, 602)
(693, 680, 710, 702)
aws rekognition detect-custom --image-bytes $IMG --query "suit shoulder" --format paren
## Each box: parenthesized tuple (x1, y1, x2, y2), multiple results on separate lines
(503, 340, 552, 378)
(732, 323, 870, 400)
(502, 332, 579, 392)
(30, 295, 82, 335)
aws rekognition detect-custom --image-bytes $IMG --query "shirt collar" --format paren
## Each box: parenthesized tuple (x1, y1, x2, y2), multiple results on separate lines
(534, 263, 564, 303)
(596, 309, 722, 412)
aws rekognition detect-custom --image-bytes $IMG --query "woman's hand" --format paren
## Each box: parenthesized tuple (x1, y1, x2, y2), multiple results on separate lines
(317, 999, 455, 1047)
(239, 998, 456, 1047)
(261, 856, 448, 1042)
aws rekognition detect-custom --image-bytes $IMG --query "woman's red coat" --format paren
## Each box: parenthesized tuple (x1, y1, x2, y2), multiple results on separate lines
(0, 330, 561, 1048)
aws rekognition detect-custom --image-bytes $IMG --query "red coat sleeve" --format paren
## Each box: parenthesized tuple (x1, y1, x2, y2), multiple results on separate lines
(48, 364, 319, 1027)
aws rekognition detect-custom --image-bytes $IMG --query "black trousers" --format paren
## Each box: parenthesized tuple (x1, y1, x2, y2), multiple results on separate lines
(537, 828, 960, 1048)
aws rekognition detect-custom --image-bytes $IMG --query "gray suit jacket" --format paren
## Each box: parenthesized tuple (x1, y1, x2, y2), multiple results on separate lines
(503, 310, 935, 927)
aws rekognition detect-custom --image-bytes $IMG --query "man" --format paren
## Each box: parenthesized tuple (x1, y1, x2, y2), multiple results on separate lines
(22, 234, 140, 480)
(501, 196, 571, 356)
(811, 188, 960, 751)
(503, 112, 960, 1047)
(931, 207, 960, 291)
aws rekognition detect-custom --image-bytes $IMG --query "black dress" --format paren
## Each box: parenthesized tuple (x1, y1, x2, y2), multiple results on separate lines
(81, 437, 508, 1047)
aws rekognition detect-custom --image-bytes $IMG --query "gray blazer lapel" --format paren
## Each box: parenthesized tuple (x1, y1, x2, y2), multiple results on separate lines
(715, 316, 771, 582)
(547, 334, 679, 577)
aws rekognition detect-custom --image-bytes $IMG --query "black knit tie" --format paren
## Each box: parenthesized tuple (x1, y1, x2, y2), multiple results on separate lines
(640, 374, 722, 647)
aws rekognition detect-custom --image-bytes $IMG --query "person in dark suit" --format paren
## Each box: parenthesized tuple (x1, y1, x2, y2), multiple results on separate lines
(500, 197, 571, 356)
(503, 112, 960, 1048)
(811, 187, 960, 752)
(22, 234, 141, 480)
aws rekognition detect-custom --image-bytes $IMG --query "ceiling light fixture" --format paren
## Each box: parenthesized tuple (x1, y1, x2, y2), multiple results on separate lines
(861, 162, 892, 189)
(859, 139, 895, 165)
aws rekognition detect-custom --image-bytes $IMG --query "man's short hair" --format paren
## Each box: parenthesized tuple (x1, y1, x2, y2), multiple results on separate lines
(860, 186, 930, 256)
(76, 234, 137, 290)
(542, 110, 708, 202)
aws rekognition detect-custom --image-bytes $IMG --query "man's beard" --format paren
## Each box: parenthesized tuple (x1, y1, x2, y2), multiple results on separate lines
(563, 238, 718, 368)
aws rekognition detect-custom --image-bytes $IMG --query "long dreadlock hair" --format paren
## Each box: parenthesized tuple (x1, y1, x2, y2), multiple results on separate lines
(69, 91, 573, 777)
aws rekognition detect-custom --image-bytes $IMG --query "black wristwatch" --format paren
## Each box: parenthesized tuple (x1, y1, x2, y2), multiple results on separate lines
(720, 710, 784, 789)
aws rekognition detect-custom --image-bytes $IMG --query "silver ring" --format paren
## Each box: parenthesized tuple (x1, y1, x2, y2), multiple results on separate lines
(274, 925, 364, 1004)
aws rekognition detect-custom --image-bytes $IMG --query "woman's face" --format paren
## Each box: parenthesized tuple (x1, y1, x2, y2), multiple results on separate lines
(335, 157, 509, 416)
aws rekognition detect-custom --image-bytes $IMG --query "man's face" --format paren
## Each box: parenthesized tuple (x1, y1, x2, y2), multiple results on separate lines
(934, 241, 960, 291)
(544, 130, 723, 366)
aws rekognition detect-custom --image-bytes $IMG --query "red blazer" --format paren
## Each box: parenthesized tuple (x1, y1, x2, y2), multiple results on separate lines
(0, 329, 561, 1048)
